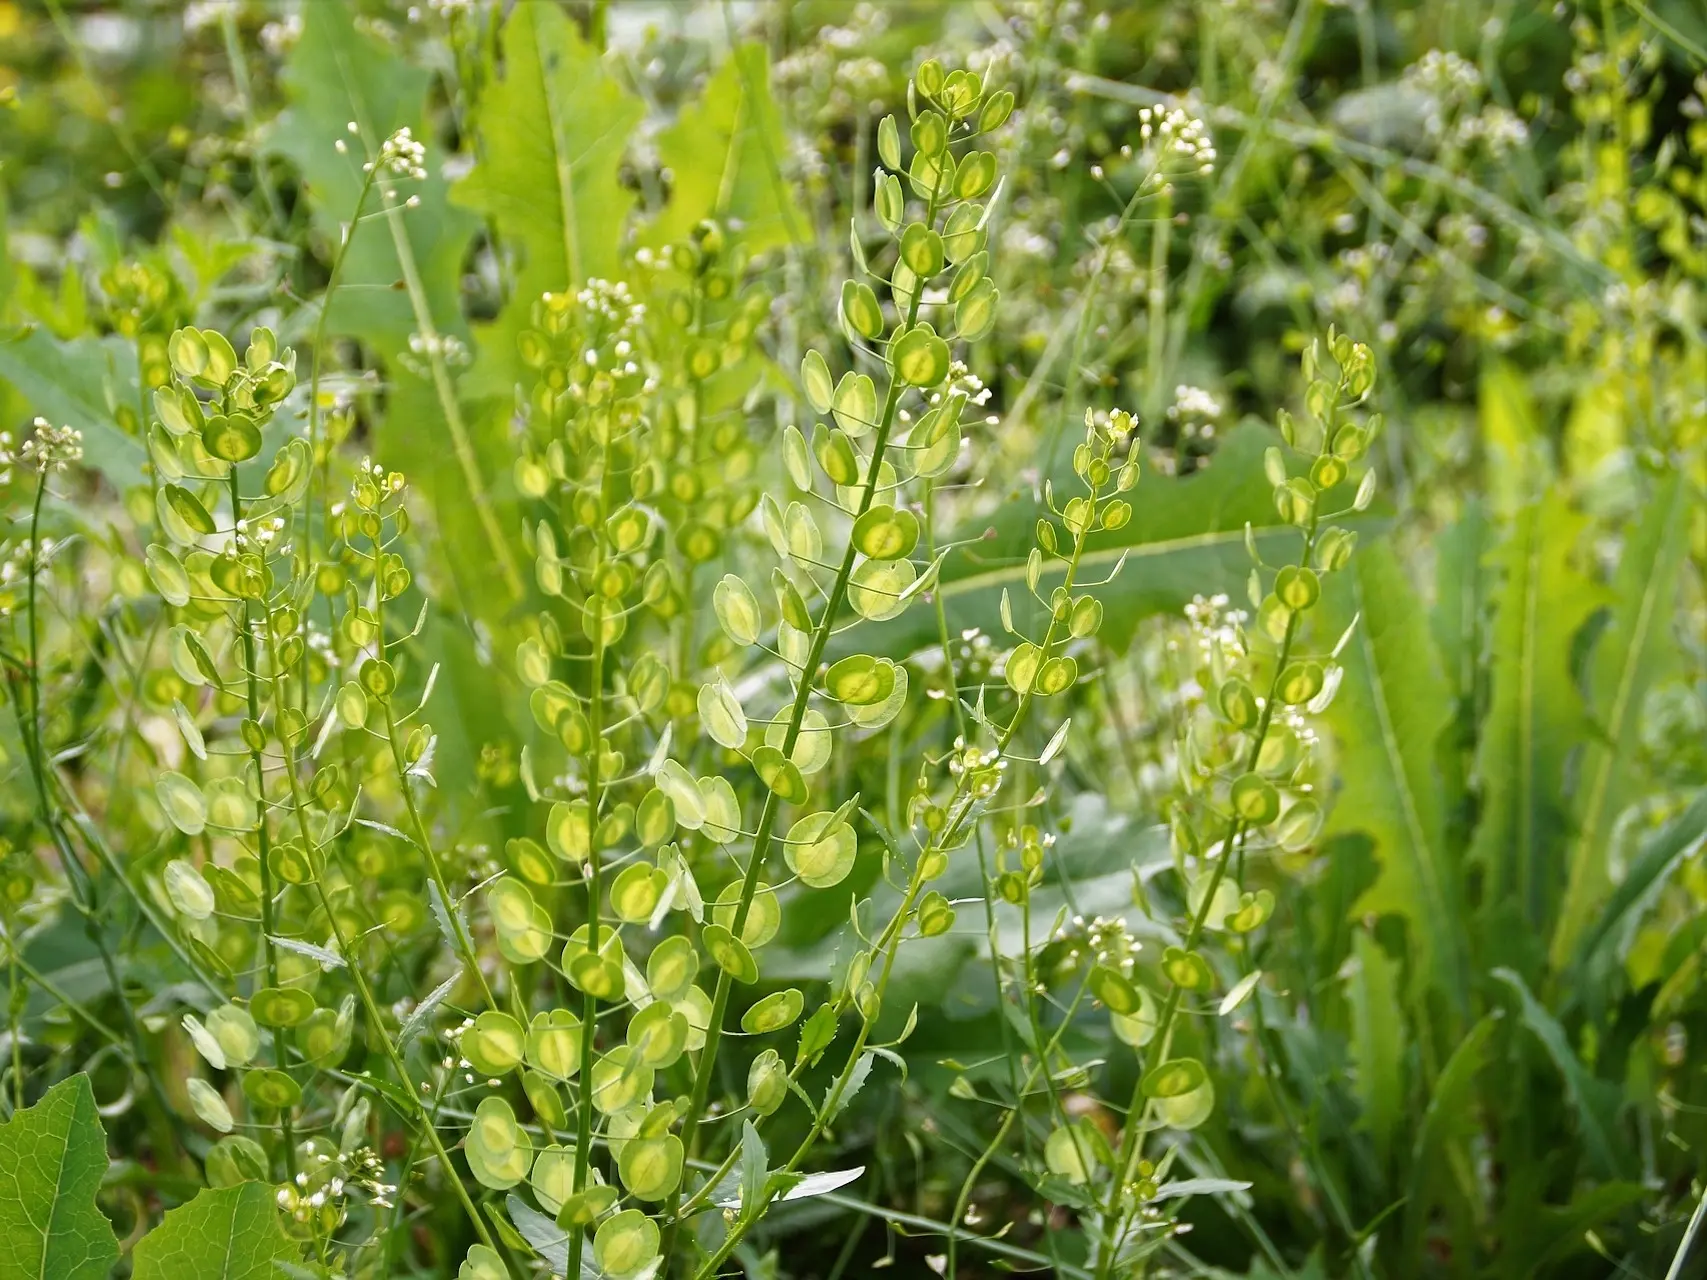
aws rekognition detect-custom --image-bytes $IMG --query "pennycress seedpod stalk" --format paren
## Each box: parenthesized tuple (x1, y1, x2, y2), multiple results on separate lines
(656, 57, 1037, 1270)
(2, 419, 190, 1148)
(1091, 332, 1380, 1278)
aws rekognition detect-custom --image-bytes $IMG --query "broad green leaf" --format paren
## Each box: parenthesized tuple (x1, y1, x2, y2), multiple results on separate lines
(1569, 789, 1707, 1000)
(454, 4, 643, 397)
(504, 1192, 569, 1272)
(859, 425, 1356, 659)
(1468, 494, 1604, 945)
(0, 329, 145, 489)
(645, 44, 804, 253)
(1551, 475, 1689, 968)
(1346, 930, 1404, 1170)
(1429, 501, 1490, 820)
(269, 1, 511, 625)
(1492, 968, 1629, 1179)
(1479, 359, 1550, 519)
(1319, 542, 1470, 1019)
(131, 1182, 295, 1279)
(269, 5, 476, 361)
(1400, 1015, 1496, 1263)
(0, 1074, 120, 1280)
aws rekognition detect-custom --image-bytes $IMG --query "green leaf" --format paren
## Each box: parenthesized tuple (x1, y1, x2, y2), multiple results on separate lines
(860, 425, 1340, 659)
(1569, 789, 1707, 999)
(269, 5, 477, 360)
(454, 4, 643, 398)
(0, 1074, 119, 1280)
(131, 1182, 296, 1279)
(0, 328, 145, 489)
(1346, 930, 1404, 1170)
(1479, 359, 1550, 518)
(1551, 475, 1689, 967)
(1429, 501, 1490, 820)
(1492, 967, 1629, 1179)
(1468, 494, 1604, 943)
(268, 2, 511, 623)
(1319, 542, 1470, 1020)
(1400, 1015, 1496, 1263)
(645, 44, 804, 253)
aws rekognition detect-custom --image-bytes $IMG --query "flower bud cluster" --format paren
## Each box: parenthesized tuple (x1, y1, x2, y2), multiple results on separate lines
(18, 419, 85, 473)
(1137, 105, 1216, 178)
(368, 125, 428, 180)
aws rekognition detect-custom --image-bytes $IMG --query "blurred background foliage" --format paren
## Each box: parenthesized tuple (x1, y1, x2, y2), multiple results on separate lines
(2, 1, 1707, 1277)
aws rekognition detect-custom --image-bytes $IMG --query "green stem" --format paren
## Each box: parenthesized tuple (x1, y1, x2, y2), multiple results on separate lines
(947, 977, 1094, 1272)
(1141, 188, 1173, 429)
(218, 5, 287, 233)
(567, 457, 612, 1279)
(6, 926, 22, 1110)
(662, 169, 951, 1263)
(386, 699, 496, 1008)
(694, 489, 1102, 1279)
(8, 477, 186, 1152)
(304, 161, 381, 707)
(283, 746, 504, 1264)
(375, 187, 522, 598)
(925, 479, 1037, 1279)
(229, 467, 300, 1177)
(1096, 514, 1323, 1280)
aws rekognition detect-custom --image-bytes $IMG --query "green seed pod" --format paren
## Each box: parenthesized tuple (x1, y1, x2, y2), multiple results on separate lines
(840, 280, 884, 341)
(916, 890, 956, 937)
(524, 1010, 583, 1081)
(1230, 772, 1281, 824)
(747, 1048, 789, 1115)
(1218, 677, 1260, 727)
(1275, 565, 1321, 611)
(594, 1208, 661, 1279)
(910, 109, 948, 157)
(462, 1011, 525, 1077)
(877, 113, 901, 170)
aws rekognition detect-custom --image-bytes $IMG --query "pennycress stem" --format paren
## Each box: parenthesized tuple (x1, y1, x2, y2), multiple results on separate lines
(229, 466, 301, 1177)
(367, 530, 497, 1011)
(275, 729, 505, 1266)
(566, 433, 613, 1280)
(661, 165, 951, 1260)
(303, 159, 380, 705)
(692, 479, 1102, 1279)
(1096, 515, 1323, 1280)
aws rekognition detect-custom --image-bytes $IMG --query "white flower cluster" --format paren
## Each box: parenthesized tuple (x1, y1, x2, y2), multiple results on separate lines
(367, 126, 428, 180)
(1456, 105, 1529, 157)
(18, 419, 84, 473)
(0, 537, 59, 599)
(182, 0, 237, 34)
(259, 13, 302, 55)
(406, 331, 470, 367)
(947, 735, 1008, 798)
(1182, 592, 1248, 668)
(1137, 105, 1216, 178)
(774, 4, 893, 121)
(357, 457, 408, 495)
(563, 278, 648, 380)
(407, 0, 481, 17)
(1404, 48, 1483, 96)
(908, 360, 996, 430)
(227, 515, 289, 559)
(1403, 50, 1529, 156)
(1168, 384, 1223, 423)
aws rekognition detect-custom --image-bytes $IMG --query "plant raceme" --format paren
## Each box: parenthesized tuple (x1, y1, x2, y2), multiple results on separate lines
(9, 5, 1703, 1279)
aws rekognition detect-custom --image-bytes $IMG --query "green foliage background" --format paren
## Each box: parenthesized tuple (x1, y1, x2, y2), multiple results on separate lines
(0, 1, 1704, 1278)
